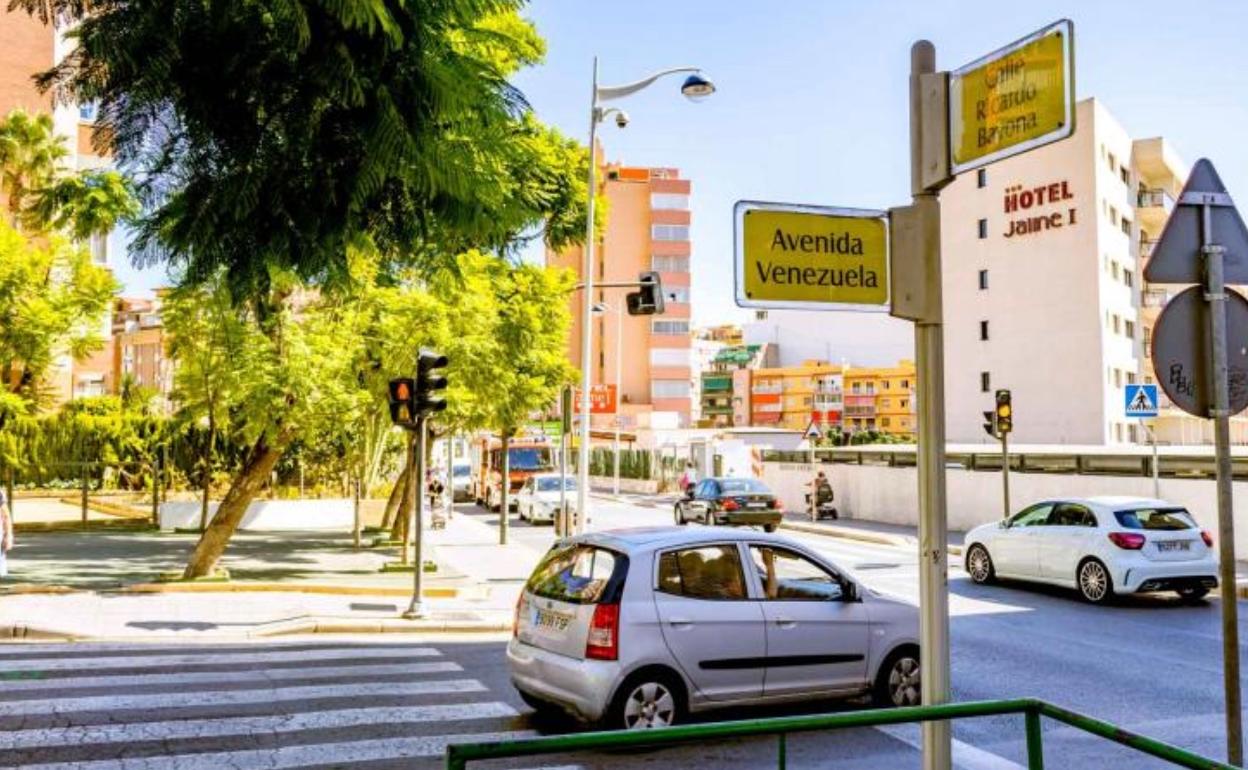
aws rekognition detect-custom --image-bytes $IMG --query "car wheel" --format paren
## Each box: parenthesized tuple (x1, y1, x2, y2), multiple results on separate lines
(965, 545, 996, 585)
(674, 505, 686, 525)
(1077, 559, 1114, 604)
(608, 671, 686, 730)
(874, 647, 921, 708)
(1177, 586, 1210, 603)
(763, 523, 777, 533)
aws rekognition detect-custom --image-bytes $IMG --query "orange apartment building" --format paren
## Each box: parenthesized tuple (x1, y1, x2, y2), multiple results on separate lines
(2, 8, 116, 402)
(548, 156, 694, 429)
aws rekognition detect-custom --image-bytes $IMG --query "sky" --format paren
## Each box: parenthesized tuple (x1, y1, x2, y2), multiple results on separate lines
(113, 0, 1248, 330)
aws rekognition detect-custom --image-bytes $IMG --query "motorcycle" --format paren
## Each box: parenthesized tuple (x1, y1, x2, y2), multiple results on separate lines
(805, 483, 838, 521)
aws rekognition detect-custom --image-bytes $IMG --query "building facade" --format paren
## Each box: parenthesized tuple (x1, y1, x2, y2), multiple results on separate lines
(112, 295, 172, 399)
(698, 343, 771, 428)
(548, 155, 694, 428)
(941, 97, 1247, 446)
(842, 361, 916, 438)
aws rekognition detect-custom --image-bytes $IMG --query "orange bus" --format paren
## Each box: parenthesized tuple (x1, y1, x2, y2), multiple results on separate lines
(471, 435, 556, 512)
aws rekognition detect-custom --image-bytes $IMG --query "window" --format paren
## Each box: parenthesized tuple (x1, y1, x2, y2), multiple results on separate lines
(882, 381, 891, 390)
(901, 379, 910, 389)
(977, 169, 988, 188)
(665, 286, 691, 303)
(89, 232, 109, 265)
(1124, 269, 1134, 288)
(1107, 152, 1117, 172)
(900, 399, 909, 409)
(651, 320, 690, 335)
(978, 269, 989, 290)
(977, 219, 988, 239)
(650, 348, 690, 367)
(1109, 206, 1119, 226)
(1008, 503, 1054, 528)
(651, 379, 691, 399)
(980, 371, 990, 392)
(651, 193, 689, 210)
(1128, 424, 1138, 443)
(1114, 369, 1122, 388)
(1121, 166, 1130, 185)
(1125, 320, 1135, 339)
(78, 102, 98, 121)
(1127, 372, 1137, 385)
(1113, 508, 1197, 531)
(1121, 217, 1132, 236)
(652, 224, 690, 241)
(881, 417, 891, 427)
(657, 546, 747, 600)
(852, 382, 861, 394)
(880, 398, 891, 408)
(749, 545, 845, 601)
(1115, 423, 1124, 442)
(1110, 261, 1120, 280)
(527, 545, 619, 605)
(1050, 503, 1097, 527)
(652, 255, 690, 272)
(979, 320, 989, 341)
(1111, 315, 1121, 334)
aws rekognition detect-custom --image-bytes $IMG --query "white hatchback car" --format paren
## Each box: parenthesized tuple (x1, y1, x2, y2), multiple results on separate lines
(508, 527, 920, 730)
(963, 496, 1218, 604)
(516, 473, 577, 524)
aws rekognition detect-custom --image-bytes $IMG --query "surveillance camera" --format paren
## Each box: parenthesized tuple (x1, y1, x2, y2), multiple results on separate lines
(615, 111, 630, 129)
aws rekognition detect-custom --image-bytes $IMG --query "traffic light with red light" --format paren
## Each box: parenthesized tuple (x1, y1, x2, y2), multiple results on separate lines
(388, 378, 416, 426)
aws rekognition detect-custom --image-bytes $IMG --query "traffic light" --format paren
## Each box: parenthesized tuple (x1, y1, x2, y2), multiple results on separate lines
(416, 348, 449, 416)
(626, 271, 665, 316)
(388, 378, 416, 426)
(995, 389, 1013, 434)
(982, 410, 998, 439)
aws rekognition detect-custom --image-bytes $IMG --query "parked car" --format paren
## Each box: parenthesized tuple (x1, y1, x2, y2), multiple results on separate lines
(508, 527, 920, 730)
(517, 473, 577, 524)
(674, 477, 783, 532)
(963, 496, 1218, 604)
(451, 464, 473, 502)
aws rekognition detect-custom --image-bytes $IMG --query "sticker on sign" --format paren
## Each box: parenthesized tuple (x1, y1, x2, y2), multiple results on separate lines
(733, 201, 889, 312)
(949, 19, 1075, 174)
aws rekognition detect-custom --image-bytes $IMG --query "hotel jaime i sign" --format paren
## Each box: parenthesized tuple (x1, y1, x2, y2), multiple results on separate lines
(1002, 179, 1077, 238)
(949, 19, 1075, 174)
(733, 201, 889, 311)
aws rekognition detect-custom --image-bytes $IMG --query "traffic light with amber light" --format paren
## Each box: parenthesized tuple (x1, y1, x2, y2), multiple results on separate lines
(995, 389, 1013, 434)
(982, 411, 998, 439)
(388, 378, 416, 426)
(626, 271, 665, 316)
(416, 348, 449, 416)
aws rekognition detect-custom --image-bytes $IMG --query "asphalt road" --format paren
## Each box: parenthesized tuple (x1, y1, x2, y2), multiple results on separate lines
(3, 496, 1244, 769)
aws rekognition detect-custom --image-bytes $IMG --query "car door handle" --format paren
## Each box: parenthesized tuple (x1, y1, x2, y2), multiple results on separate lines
(774, 616, 797, 629)
(668, 617, 693, 628)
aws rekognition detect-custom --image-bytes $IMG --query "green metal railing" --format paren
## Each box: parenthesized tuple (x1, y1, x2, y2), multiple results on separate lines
(445, 698, 1239, 769)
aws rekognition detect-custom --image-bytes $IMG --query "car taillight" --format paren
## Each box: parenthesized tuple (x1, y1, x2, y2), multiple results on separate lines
(722, 499, 740, 511)
(585, 603, 620, 661)
(1108, 532, 1146, 550)
(1202, 530, 1214, 548)
(769, 498, 779, 509)
(512, 593, 526, 638)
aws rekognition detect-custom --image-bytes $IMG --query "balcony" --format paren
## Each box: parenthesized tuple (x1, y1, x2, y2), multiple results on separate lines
(1137, 189, 1175, 232)
(702, 375, 732, 393)
(1139, 239, 1157, 259)
(752, 383, 782, 395)
(1142, 289, 1172, 309)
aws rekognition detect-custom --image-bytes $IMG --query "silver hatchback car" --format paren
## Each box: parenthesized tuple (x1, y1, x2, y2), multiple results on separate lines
(507, 527, 920, 730)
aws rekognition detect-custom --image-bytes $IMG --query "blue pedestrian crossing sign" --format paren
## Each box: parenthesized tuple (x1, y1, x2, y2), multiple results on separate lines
(1125, 384, 1159, 418)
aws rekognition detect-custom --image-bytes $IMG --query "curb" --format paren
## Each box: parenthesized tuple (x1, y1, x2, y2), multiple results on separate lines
(0, 625, 83, 641)
(114, 582, 473, 599)
(0, 616, 513, 642)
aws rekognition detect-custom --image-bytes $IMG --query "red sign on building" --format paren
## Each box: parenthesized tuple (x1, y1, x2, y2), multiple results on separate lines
(574, 384, 618, 414)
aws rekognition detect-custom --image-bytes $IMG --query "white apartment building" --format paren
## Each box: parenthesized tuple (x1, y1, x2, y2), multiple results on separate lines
(743, 309, 913, 368)
(943, 97, 1247, 445)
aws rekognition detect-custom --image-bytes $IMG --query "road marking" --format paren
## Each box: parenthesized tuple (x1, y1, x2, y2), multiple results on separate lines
(1, 701, 519, 750)
(0, 660, 462, 692)
(876, 724, 1025, 770)
(0, 646, 440, 673)
(12, 731, 539, 770)
(0, 679, 487, 716)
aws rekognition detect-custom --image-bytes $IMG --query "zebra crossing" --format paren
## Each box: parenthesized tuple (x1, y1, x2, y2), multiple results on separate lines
(0, 640, 549, 769)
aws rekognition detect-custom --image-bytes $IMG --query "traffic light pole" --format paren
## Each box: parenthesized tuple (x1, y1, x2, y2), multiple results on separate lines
(404, 416, 428, 620)
(1000, 432, 1010, 520)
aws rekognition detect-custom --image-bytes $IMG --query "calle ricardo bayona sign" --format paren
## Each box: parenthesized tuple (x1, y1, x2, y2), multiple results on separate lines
(733, 201, 889, 311)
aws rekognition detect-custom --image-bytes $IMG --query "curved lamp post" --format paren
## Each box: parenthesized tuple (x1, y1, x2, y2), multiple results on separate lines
(575, 61, 715, 534)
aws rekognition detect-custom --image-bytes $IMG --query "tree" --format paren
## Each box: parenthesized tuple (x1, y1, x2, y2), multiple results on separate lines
(484, 258, 575, 544)
(0, 110, 65, 227)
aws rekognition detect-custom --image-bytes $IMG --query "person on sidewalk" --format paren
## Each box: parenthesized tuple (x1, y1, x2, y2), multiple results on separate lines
(807, 470, 833, 522)
(0, 488, 12, 579)
(679, 462, 699, 496)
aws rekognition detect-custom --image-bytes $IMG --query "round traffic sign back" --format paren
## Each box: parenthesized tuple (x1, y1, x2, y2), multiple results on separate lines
(1151, 285, 1248, 417)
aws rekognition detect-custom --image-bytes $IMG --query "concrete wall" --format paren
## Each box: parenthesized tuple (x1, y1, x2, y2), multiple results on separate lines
(160, 499, 355, 532)
(762, 461, 1248, 553)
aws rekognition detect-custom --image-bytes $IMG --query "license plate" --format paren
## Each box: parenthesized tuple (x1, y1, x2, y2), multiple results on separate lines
(532, 608, 571, 633)
(747, 502, 768, 509)
(1157, 540, 1191, 552)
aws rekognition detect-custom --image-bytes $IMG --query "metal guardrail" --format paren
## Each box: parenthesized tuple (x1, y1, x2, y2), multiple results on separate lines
(444, 698, 1238, 769)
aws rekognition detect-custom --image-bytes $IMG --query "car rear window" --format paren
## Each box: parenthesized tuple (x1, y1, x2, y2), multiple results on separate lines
(1114, 508, 1197, 531)
(527, 545, 619, 605)
(453, 466, 471, 477)
(718, 478, 770, 495)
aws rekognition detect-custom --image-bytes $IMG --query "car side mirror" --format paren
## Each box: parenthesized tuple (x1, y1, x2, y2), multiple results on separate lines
(684, 487, 696, 499)
(840, 581, 860, 602)
(999, 519, 1009, 529)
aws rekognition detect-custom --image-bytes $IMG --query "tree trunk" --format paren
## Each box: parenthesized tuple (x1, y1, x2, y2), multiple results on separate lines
(389, 467, 412, 542)
(499, 433, 510, 545)
(199, 412, 215, 532)
(183, 433, 287, 579)
(380, 465, 409, 531)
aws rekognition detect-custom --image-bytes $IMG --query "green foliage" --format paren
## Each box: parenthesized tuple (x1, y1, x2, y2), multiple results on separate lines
(589, 448, 655, 480)
(0, 220, 119, 404)
(0, 109, 66, 224)
(27, 170, 140, 241)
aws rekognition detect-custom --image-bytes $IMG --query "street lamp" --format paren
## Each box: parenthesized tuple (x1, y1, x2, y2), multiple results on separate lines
(593, 302, 624, 495)
(575, 60, 715, 534)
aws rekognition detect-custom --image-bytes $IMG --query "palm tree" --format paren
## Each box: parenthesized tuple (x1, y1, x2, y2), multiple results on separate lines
(0, 110, 67, 229)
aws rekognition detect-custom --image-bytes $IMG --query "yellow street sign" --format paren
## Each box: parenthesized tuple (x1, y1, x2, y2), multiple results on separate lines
(949, 19, 1074, 174)
(734, 201, 889, 311)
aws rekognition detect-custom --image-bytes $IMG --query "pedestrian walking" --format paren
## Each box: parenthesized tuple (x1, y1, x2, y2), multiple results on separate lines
(0, 488, 12, 579)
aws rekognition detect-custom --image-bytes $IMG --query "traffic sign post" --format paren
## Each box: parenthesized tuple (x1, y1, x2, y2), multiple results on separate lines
(1124, 384, 1161, 499)
(1145, 159, 1248, 765)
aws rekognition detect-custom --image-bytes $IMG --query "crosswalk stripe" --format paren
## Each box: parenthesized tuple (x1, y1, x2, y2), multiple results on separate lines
(0, 661, 462, 692)
(0, 702, 519, 751)
(12, 731, 539, 770)
(0, 679, 487, 717)
(0, 646, 439, 673)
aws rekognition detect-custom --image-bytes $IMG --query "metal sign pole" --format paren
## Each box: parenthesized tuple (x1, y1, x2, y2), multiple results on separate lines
(1202, 204, 1242, 765)
(1001, 432, 1011, 518)
(404, 417, 428, 620)
(910, 40, 952, 770)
